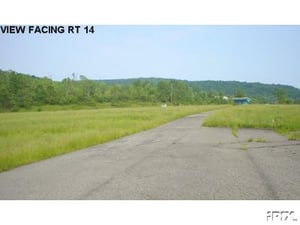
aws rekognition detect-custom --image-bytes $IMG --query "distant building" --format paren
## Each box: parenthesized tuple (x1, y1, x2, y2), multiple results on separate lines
(232, 97, 250, 105)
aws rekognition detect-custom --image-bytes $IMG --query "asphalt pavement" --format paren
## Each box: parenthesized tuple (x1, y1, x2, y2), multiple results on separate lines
(0, 111, 299, 200)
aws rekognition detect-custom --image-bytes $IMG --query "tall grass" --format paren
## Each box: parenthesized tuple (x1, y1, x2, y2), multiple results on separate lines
(203, 105, 300, 140)
(0, 105, 225, 172)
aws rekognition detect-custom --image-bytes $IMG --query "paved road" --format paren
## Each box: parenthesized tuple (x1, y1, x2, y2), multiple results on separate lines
(0, 112, 299, 200)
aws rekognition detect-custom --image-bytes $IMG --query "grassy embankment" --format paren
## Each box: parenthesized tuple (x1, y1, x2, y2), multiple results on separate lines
(0, 105, 226, 172)
(203, 105, 300, 140)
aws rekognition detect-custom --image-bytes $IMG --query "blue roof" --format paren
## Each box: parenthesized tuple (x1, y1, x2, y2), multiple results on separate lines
(232, 97, 250, 104)
(232, 97, 250, 101)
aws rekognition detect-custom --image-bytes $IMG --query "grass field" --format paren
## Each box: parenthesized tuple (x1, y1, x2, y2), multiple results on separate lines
(0, 105, 225, 172)
(203, 105, 300, 140)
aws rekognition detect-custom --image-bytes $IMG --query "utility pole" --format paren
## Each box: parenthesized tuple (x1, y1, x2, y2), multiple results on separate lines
(72, 73, 76, 81)
(170, 83, 173, 105)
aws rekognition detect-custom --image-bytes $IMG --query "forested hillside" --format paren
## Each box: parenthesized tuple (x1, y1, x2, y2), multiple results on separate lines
(101, 78, 300, 104)
(1, 70, 300, 111)
(189, 80, 300, 103)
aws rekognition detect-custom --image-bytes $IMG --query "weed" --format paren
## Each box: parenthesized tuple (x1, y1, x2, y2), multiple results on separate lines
(232, 126, 238, 137)
(240, 144, 248, 150)
(255, 137, 266, 143)
(288, 131, 300, 140)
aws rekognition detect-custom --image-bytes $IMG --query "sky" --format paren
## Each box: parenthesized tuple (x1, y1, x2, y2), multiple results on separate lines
(1, 25, 300, 88)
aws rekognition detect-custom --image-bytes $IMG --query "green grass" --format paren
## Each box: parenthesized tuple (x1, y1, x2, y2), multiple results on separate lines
(1, 102, 158, 113)
(0, 105, 226, 172)
(203, 105, 300, 140)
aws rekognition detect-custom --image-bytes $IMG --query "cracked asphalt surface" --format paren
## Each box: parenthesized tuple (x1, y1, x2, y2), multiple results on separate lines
(0, 111, 299, 200)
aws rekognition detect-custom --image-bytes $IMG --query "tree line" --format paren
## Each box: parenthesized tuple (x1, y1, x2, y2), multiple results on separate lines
(0, 70, 228, 111)
(0, 70, 299, 111)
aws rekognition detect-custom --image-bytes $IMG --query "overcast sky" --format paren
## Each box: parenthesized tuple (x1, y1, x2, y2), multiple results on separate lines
(0, 25, 300, 88)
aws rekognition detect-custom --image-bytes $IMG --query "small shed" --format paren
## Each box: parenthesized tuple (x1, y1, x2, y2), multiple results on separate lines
(233, 97, 250, 105)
